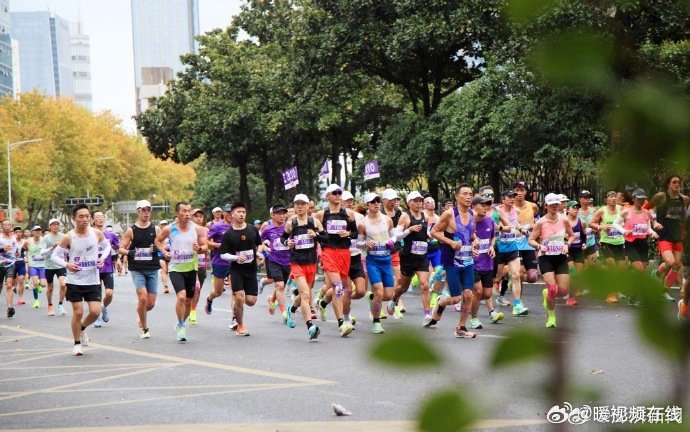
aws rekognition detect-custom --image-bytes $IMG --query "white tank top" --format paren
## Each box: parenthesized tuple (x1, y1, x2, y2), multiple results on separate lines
(365, 216, 391, 256)
(169, 222, 198, 272)
(66, 228, 100, 286)
(0, 234, 18, 267)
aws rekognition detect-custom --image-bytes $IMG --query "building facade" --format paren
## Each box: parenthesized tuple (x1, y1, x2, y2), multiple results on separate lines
(69, 20, 92, 110)
(0, 0, 13, 97)
(131, 0, 199, 114)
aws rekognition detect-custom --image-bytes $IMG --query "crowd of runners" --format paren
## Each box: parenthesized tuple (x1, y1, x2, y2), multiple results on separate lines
(1, 175, 689, 355)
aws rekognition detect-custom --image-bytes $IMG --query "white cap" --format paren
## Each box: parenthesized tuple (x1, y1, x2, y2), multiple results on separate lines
(558, 194, 568, 202)
(363, 192, 380, 204)
(159, 219, 169, 225)
(136, 199, 152, 209)
(326, 184, 342, 194)
(406, 191, 423, 202)
(294, 193, 309, 203)
(212, 206, 222, 213)
(31, 225, 42, 231)
(381, 188, 399, 200)
(545, 193, 561, 205)
(341, 190, 354, 201)
(48, 218, 60, 226)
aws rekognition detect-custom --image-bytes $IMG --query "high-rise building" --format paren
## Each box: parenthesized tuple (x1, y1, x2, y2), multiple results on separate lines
(10, 11, 74, 98)
(131, 0, 199, 114)
(70, 20, 92, 110)
(11, 38, 19, 99)
(0, 0, 13, 97)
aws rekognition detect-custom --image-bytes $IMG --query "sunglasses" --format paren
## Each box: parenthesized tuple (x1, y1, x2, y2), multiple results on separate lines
(331, 190, 342, 196)
(139, 207, 152, 212)
(482, 193, 495, 198)
(368, 198, 382, 204)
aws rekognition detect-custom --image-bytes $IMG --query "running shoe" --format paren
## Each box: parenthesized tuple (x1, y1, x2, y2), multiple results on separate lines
(399, 301, 406, 314)
(339, 322, 353, 337)
(350, 315, 357, 326)
(57, 304, 66, 315)
(542, 288, 548, 312)
(47, 305, 55, 316)
(32, 299, 40, 308)
(188, 309, 197, 325)
(430, 291, 439, 308)
(422, 314, 433, 327)
(392, 305, 403, 320)
(80, 330, 90, 346)
(140, 329, 151, 339)
(496, 295, 510, 307)
(566, 296, 578, 306)
(308, 325, 320, 341)
(468, 318, 483, 329)
(454, 327, 477, 338)
(176, 324, 187, 342)
(317, 300, 327, 322)
(372, 322, 385, 334)
(379, 309, 387, 319)
(267, 295, 277, 315)
(606, 293, 618, 303)
(386, 300, 396, 316)
(489, 310, 504, 323)
(94, 317, 103, 328)
(285, 310, 295, 328)
(545, 315, 557, 328)
(205, 297, 213, 315)
(7, 307, 15, 318)
(235, 324, 250, 336)
(512, 303, 529, 316)
(310, 307, 318, 321)
(72, 344, 83, 356)
(662, 292, 676, 303)
(228, 317, 239, 330)
(101, 306, 110, 322)
(678, 299, 688, 321)
(17, 298, 25, 305)
(37, 285, 43, 294)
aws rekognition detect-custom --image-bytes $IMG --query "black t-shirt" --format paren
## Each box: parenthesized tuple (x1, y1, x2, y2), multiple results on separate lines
(128, 224, 160, 270)
(219, 224, 261, 271)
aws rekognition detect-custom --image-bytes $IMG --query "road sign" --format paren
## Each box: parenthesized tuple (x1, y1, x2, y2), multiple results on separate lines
(65, 196, 104, 206)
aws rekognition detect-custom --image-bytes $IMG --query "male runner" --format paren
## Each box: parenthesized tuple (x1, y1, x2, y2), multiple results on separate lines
(590, 190, 627, 303)
(513, 181, 540, 286)
(189, 208, 209, 324)
(207, 207, 223, 229)
(262, 204, 292, 324)
(205, 204, 234, 325)
(578, 190, 599, 264)
(40, 218, 67, 316)
(92, 211, 119, 327)
(495, 190, 529, 316)
(0, 221, 18, 318)
(12, 226, 27, 305)
(26, 226, 47, 309)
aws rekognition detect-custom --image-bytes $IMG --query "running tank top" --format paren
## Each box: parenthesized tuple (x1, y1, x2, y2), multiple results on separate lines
(496, 206, 519, 253)
(0, 234, 18, 267)
(290, 216, 317, 265)
(323, 208, 352, 249)
(516, 202, 536, 250)
(66, 228, 100, 286)
(441, 207, 474, 268)
(569, 217, 583, 247)
(365, 216, 391, 256)
(624, 208, 651, 242)
(425, 212, 440, 252)
(600, 206, 624, 245)
(28, 238, 45, 268)
(657, 193, 685, 242)
(578, 207, 596, 248)
(350, 213, 365, 256)
(168, 222, 198, 273)
(541, 215, 567, 256)
(402, 211, 428, 257)
(128, 224, 159, 270)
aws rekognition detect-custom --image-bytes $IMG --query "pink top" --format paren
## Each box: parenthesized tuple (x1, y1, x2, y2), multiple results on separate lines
(624, 208, 651, 242)
(540, 214, 566, 256)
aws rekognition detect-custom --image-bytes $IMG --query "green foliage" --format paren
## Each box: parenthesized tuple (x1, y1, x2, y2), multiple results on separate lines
(490, 328, 552, 368)
(369, 329, 441, 368)
(192, 161, 266, 220)
(418, 389, 478, 432)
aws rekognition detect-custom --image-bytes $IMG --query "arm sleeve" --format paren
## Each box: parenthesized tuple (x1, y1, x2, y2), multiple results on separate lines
(220, 253, 239, 262)
(51, 246, 68, 268)
(98, 239, 111, 260)
(612, 216, 625, 234)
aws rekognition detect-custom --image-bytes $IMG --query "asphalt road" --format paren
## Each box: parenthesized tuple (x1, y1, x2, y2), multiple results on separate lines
(0, 272, 684, 431)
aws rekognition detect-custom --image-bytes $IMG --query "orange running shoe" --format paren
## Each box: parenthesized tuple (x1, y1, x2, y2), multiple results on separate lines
(606, 293, 618, 303)
(47, 305, 55, 316)
(235, 324, 250, 336)
(566, 296, 578, 306)
(678, 300, 689, 321)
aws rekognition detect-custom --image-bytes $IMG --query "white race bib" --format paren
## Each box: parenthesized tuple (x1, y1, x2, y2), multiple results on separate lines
(326, 219, 347, 234)
(239, 249, 255, 263)
(171, 249, 194, 264)
(632, 224, 648, 236)
(410, 241, 428, 255)
(294, 234, 314, 250)
(272, 238, 290, 251)
(369, 242, 389, 256)
(134, 247, 153, 261)
(477, 238, 490, 254)
(544, 240, 565, 256)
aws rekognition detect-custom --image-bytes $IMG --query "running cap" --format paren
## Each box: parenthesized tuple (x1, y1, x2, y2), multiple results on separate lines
(513, 180, 527, 189)
(31, 225, 42, 231)
(364, 192, 380, 204)
(423, 196, 435, 204)
(191, 208, 204, 215)
(567, 200, 580, 209)
(406, 191, 423, 202)
(381, 188, 399, 200)
(271, 204, 288, 213)
(136, 199, 152, 209)
(326, 184, 342, 194)
(253, 219, 261, 224)
(579, 189, 592, 197)
(478, 185, 494, 195)
(502, 189, 517, 197)
(558, 194, 568, 202)
(472, 196, 491, 206)
(159, 220, 169, 225)
(294, 193, 309, 203)
(632, 188, 648, 200)
(341, 190, 354, 201)
(545, 193, 561, 205)
(606, 190, 617, 197)
(230, 202, 247, 212)
(221, 204, 232, 212)
(212, 206, 222, 213)
(48, 218, 60, 226)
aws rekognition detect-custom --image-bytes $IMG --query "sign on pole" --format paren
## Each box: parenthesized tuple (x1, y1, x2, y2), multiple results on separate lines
(319, 159, 330, 179)
(65, 196, 105, 206)
(363, 160, 380, 181)
(282, 166, 299, 190)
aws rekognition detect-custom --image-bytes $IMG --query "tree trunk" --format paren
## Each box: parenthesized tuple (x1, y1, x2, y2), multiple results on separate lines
(331, 134, 341, 185)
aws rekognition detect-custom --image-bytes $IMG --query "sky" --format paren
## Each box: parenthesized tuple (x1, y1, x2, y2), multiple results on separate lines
(10, 0, 244, 133)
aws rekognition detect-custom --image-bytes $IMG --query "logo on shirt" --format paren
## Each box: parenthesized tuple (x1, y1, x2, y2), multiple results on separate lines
(241, 235, 246, 241)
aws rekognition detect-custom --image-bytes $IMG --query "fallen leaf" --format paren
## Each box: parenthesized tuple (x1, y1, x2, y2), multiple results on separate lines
(591, 369, 604, 375)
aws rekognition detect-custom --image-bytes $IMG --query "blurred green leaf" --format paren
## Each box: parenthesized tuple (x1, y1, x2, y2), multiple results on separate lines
(370, 329, 441, 368)
(490, 328, 551, 368)
(418, 389, 477, 432)
(505, 0, 559, 25)
(531, 30, 614, 91)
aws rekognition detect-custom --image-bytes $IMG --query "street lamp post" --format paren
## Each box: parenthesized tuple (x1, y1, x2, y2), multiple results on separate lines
(7, 138, 44, 223)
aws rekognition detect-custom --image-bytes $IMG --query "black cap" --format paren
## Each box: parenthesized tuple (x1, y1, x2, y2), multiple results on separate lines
(579, 189, 592, 197)
(632, 188, 648, 200)
(472, 196, 491, 206)
(230, 202, 246, 212)
(271, 203, 287, 213)
(502, 189, 517, 197)
(513, 181, 527, 189)
(13, 226, 22, 232)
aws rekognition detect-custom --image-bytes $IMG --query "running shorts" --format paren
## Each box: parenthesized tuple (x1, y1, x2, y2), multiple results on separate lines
(538, 254, 570, 275)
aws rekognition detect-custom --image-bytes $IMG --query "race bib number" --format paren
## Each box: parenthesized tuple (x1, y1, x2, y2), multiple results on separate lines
(411, 241, 428, 255)
(198, 254, 207, 267)
(477, 239, 491, 255)
(369, 242, 389, 256)
(326, 219, 347, 234)
(544, 240, 565, 256)
(632, 224, 648, 236)
(272, 238, 289, 251)
(171, 249, 194, 264)
(454, 245, 473, 267)
(607, 228, 622, 238)
(499, 231, 516, 242)
(294, 234, 314, 250)
(239, 249, 255, 263)
(74, 257, 97, 269)
(31, 254, 44, 263)
(134, 247, 153, 261)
